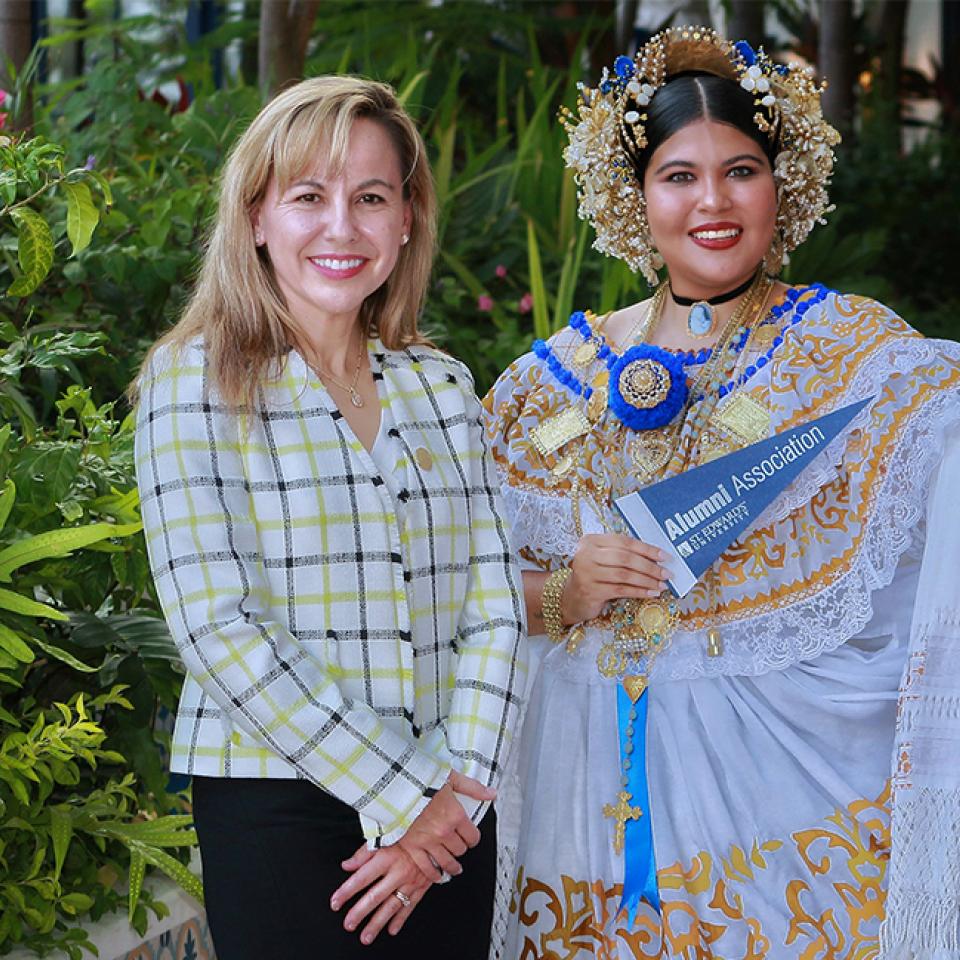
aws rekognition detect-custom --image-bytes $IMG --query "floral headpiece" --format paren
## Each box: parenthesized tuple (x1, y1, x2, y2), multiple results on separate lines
(560, 26, 841, 284)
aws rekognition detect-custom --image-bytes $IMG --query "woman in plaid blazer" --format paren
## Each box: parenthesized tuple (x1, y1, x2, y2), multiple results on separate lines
(133, 76, 526, 959)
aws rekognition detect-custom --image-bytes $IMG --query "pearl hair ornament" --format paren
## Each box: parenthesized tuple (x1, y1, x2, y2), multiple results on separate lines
(560, 26, 841, 284)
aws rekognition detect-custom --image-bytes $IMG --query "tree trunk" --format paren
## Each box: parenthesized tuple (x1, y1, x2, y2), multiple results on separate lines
(0, 0, 33, 131)
(727, 0, 765, 48)
(614, 0, 640, 55)
(241, 0, 259, 87)
(944, 0, 960, 133)
(878, 0, 909, 150)
(68, 0, 84, 79)
(258, 0, 322, 97)
(818, 0, 855, 143)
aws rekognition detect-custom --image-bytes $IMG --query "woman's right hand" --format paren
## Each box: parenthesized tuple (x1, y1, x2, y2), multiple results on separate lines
(563, 533, 669, 624)
(395, 771, 495, 881)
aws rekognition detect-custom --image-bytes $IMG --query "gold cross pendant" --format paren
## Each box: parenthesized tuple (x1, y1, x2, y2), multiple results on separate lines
(603, 790, 643, 854)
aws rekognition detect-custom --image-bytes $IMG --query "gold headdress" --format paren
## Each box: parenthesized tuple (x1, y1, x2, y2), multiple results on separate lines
(560, 26, 841, 284)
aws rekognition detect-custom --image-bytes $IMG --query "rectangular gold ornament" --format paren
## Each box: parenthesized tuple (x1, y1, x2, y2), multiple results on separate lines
(712, 394, 771, 447)
(530, 407, 591, 457)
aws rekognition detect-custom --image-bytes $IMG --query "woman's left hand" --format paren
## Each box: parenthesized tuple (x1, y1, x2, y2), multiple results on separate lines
(330, 842, 432, 943)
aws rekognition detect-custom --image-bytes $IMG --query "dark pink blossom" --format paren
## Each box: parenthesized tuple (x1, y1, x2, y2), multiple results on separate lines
(477, 294, 494, 312)
(495, 264, 507, 279)
(519, 292, 534, 314)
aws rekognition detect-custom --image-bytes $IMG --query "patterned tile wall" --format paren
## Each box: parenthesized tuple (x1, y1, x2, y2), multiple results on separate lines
(118, 916, 215, 960)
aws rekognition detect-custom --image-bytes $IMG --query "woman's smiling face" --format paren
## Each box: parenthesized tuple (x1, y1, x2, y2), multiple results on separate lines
(253, 117, 412, 334)
(642, 118, 777, 298)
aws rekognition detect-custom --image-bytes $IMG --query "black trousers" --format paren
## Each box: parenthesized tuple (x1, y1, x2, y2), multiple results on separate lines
(192, 776, 497, 959)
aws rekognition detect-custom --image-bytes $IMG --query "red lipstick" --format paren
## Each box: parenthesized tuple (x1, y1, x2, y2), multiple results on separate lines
(688, 222, 743, 250)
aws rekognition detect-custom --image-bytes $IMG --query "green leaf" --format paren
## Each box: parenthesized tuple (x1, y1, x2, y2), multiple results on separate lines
(105, 816, 196, 846)
(138, 844, 204, 902)
(61, 180, 99, 256)
(50, 806, 73, 881)
(0, 623, 34, 662)
(33, 638, 97, 672)
(0, 586, 68, 620)
(396, 71, 428, 108)
(0, 478, 15, 533)
(87, 169, 113, 207)
(89, 486, 141, 524)
(0, 520, 143, 582)
(553, 219, 590, 332)
(59, 892, 93, 915)
(433, 116, 457, 214)
(7, 207, 54, 297)
(9, 444, 82, 509)
(126, 847, 146, 922)
(526, 218, 550, 342)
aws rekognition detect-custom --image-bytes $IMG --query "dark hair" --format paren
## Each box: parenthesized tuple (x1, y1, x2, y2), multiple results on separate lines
(626, 72, 778, 182)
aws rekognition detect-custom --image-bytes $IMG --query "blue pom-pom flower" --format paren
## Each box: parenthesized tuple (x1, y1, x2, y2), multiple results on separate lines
(608, 345, 688, 431)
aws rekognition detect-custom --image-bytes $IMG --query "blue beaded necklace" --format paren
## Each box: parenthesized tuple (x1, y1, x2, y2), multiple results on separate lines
(532, 283, 831, 429)
(712, 283, 831, 400)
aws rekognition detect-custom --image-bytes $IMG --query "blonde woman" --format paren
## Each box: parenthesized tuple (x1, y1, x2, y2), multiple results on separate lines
(133, 76, 526, 958)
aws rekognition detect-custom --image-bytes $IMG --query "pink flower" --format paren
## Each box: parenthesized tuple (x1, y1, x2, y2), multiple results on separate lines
(477, 294, 494, 312)
(495, 264, 508, 279)
(518, 292, 534, 314)
(0, 89, 6, 107)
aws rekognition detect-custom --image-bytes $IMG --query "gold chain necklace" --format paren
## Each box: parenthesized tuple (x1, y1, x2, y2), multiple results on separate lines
(309, 331, 367, 408)
(564, 271, 775, 677)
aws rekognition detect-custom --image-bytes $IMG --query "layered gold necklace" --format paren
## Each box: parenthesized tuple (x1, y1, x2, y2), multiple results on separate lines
(562, 270, 775, 680)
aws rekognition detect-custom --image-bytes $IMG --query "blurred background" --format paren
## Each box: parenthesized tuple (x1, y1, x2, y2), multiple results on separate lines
(0, 3, 957, 957)
(2, 0, 958, 397)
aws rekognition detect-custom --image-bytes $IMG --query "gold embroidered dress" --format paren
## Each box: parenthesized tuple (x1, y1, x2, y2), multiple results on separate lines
(482, 287, 960, 959)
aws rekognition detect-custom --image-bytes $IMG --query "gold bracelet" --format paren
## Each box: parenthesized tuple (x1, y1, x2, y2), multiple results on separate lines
(541, 567, 573, 644)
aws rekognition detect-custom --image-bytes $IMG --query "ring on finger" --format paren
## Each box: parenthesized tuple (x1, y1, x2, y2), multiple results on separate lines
(426, 852, 444, 878)
(437, 871, 452, 884)
(394, 889, 412, 908)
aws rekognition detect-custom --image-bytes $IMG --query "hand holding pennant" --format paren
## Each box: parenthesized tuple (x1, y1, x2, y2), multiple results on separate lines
(615, 397, 873, 597)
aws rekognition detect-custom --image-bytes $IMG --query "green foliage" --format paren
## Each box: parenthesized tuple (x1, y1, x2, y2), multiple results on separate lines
(1, 135, 192, 957)
(825, 125, 960, 340)
(0, 137, 109, 298)
(0, 7, 955, 953)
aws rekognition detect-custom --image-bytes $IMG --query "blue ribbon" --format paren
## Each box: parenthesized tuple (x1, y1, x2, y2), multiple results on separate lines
(616, 684, 660, 920)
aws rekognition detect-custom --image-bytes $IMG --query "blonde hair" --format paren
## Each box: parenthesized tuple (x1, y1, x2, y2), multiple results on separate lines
(133, 75, 437, 409)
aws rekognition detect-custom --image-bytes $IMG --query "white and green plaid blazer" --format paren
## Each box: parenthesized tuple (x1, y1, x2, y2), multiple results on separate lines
(135, 338, 526, 845)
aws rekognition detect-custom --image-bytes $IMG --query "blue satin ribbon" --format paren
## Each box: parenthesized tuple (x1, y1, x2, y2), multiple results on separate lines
(616, 683, 660, 920)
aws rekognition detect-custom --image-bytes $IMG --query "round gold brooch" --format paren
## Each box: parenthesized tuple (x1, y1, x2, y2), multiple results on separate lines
(618, 358, 671, 410)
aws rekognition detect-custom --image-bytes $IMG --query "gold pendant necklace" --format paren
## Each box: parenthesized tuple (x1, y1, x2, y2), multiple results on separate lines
(310, 331, 366, 408)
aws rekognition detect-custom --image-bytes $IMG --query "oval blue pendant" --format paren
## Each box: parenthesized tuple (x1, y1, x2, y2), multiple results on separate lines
(687, 302, 716, 338)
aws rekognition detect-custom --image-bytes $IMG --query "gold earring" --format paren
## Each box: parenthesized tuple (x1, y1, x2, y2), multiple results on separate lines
(764, 230, 785, 277)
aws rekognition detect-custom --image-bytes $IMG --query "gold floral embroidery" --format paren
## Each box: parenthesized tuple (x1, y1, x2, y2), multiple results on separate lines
(484, 296, 960, 628)
(510, 786, 891, 959)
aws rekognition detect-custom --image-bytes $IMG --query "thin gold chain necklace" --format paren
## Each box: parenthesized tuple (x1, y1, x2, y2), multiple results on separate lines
(562, 271, 775, 674)
(309, 331, 367, 409)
